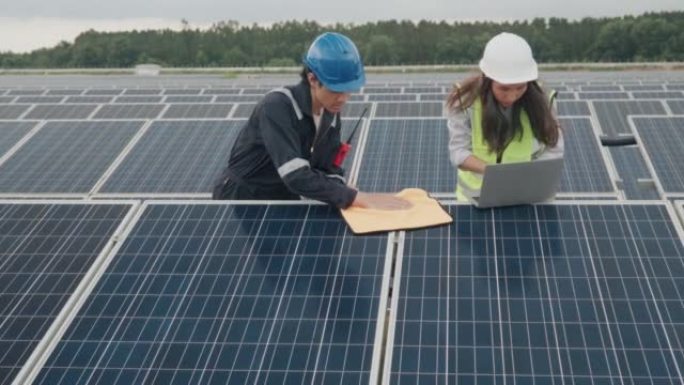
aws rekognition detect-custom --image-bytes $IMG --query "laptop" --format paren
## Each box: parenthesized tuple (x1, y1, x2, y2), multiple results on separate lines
(471, 158, 564, 208)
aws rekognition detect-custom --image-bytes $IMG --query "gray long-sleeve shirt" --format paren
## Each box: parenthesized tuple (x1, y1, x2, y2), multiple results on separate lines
(446, 104, 564, 168)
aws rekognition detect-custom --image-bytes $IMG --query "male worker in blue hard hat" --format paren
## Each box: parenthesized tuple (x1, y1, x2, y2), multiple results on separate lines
(213, 32, 410, 210)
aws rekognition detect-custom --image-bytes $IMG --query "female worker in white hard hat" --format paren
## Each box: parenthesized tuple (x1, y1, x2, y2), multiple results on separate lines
(445, 32, 564, 201)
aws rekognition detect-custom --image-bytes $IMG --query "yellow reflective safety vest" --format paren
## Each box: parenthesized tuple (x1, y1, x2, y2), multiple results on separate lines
(456, 98, 534, 201)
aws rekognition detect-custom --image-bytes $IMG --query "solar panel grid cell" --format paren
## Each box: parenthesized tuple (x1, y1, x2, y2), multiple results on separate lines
(64, 96, 113, 104)
(609, 146, 661, 200)
(46, 90, 85, 96)
(0, 202, 133, 385)
(24, 104, 97, 120)
(0, 121, 143, 194)
(356, 119, 454, 193)
(593, 101, 666, 136)
(15, 96, 65, 104)
(633, 117, 684, 194)
(164, 96, 214, 104)
(0, 122, 35, 158)
(558, 118, 615, 194)
(632, 92, 684, 99)
(94, 104, 164, 120)
(389, 203, 684, 385)
(34, 204, 390, 385)
(162, 104, 233, 119)
(99, 120, 244, 194)
(0, 105, 30, 119)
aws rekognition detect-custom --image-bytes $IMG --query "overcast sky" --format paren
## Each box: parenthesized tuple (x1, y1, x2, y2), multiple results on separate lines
(1, 0, 681, 52)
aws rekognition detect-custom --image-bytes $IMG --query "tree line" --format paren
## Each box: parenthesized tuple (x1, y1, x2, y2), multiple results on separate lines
(1, 11, 683, 68)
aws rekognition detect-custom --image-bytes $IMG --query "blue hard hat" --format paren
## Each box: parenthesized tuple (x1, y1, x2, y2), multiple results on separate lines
(303, 32, 366, 93)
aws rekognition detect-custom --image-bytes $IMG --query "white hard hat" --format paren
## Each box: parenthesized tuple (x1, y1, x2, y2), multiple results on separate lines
(479, 32, 538, 84)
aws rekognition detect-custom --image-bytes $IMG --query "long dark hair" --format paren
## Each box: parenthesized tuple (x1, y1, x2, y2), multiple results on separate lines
(446, 74, 559, 156)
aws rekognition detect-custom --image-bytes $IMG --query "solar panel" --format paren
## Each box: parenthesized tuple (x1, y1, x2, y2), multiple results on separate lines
(578, 92, 630, 100)
(387, 203, 684, 385)
(0, 122, 35, 158)
(374, 102, 444, 117)
(623, 85, 665, 91)
(666, 100, 684, 114)
(558, 117, 615, 194)
(0, 105, 30, 119)
(114, 96, 164, 104)
(163, 88, 202, 95)
(557, 101, 590, 116)
(419, 94, 448, 101)
(32, 203, 390, 385)
(342, 103, 372, 119)
(7, 90, 45, 96)
(666, 84, 684, 91)
(85, 89, 122, 96)
(123, 89, 162, 95)
(164, 95, 214, 103)
(202, 88, 242, 95)
(0, 202, 134, 385)
(355, 119, 455, 193)
(633, 117, 684, 194)
(24, 104, 97, 120)
(94, 104, 164, 120)
(0, 96, 15, 103)
(547, 85, 569, 92)
(555, 92, 577, 100)
(162, 104, 233, 119)
(632, 91, 684, 99)
(580, 85, 622, 91)
(240, 87, 272, 95)
(368, 95, 417, 102)
(0, 121, 143, 194)
(593, 101, 666, 136)
(15, 96, 65, 104)
(98, 120, 244, 194)
(609, 146, 661, 200)
(405, 87, 443, 93)
(46, 89, 84, 96)
(363, 87, 402, 94)
(64, 96, 113, 104)
(232, 103, 256, 119)
(215, 95, 262, 103)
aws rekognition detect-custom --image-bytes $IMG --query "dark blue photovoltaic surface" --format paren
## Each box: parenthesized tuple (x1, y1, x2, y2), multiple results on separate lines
(592, 101, 666, 136)
(390, 204, 684, 385)
(559, 118, 615, 194)
(633, 117, 684, 194)
(0, 203, 132, 385)
(609, 146, 660, 199)
(35, 204, 389, 385)
(99, 120, 244, 194)
(356, 119, 455, 193)
(0, 121, 35, 158)
(0, 121, 143, 193)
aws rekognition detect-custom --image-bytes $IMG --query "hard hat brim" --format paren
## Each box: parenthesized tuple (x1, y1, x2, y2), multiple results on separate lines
(320, 74, 366, 93)
(479, 60, 538, 84)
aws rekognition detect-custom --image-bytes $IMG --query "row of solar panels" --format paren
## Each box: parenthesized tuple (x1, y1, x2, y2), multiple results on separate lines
(1, 80, 684, 94)
(2, 200, 683, 385)
(1, 90, 683, 105)
(0, 115, 682, 198)
(0, 98, 682, 124)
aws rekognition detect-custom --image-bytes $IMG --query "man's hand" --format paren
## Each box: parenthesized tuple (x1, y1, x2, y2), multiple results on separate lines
(351, 192, 413, 210)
